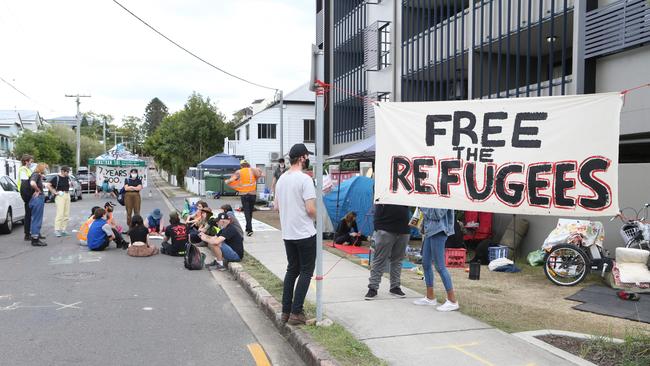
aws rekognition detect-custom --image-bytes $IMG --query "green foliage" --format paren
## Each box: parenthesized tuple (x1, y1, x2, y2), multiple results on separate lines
(145, 93, 231, 186)
(143, 97, 168, 136)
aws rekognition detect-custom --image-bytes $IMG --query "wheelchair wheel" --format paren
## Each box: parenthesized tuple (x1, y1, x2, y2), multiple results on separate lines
(544, 243, 590, 286)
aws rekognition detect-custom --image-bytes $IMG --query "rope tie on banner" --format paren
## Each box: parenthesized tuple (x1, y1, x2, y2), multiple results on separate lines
(313, 254, 346, 281)
(314, 79, 381, 110)
(620, 82, 650, 105)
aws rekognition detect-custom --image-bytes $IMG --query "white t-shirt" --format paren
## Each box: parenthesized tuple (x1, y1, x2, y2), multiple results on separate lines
(275, 170, 316, 240)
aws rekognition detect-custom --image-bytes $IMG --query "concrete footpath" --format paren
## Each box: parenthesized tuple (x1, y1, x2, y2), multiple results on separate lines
(156, 177, 576, 366)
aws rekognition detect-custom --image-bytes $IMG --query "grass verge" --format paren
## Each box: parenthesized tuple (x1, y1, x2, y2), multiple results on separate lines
(580, 332, 650, 366)
(240, 253, 388, 366)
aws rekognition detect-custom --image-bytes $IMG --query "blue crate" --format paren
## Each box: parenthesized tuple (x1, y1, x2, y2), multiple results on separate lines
(488, 245, 509, 262)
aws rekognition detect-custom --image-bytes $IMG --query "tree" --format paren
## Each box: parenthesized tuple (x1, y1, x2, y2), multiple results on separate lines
(117, 116, 145, 155)
(143, 98, 168, 136)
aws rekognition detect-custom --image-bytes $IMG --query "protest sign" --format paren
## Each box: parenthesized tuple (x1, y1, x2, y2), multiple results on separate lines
(96, 166, 148, 188)
(374, 93, 623, 216)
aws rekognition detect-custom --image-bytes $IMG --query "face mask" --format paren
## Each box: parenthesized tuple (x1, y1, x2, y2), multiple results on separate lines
(302, 158, 310, 170)
(30, 162, 37, 170)
(131, 173, 137, 178)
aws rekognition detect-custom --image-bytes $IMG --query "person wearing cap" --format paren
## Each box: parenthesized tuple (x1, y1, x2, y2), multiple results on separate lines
(146, 208, 164, 234)
(123, 168, 143, 227)
(17, 154, 34, 241)
(225, 159, 263, 237)
(48, 166, 72, 237)
(274, 143, 316, 325)
(200, 212, 244, 271)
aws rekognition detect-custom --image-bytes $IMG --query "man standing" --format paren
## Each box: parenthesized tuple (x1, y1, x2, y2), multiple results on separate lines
(201, 212, 244, 271)
(225, 160, 263, 237)
(274, 143, 316, 326)
(49, 166, 72, 237)
(365, 204, 411, 300)
(17, 154, 34, 241)
(271, 158, 287, 194)
(123, 168, 143, 227)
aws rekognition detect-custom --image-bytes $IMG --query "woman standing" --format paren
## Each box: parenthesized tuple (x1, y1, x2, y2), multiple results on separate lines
(123, 168, 143, 227)
(413, 208, 459, 312)
(17, 154, 34, 241)
(28, 163, 48, 247)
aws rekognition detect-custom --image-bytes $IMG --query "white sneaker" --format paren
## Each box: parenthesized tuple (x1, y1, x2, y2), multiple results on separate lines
(413, 297, 438, 306)
(436, 300, 459, 312)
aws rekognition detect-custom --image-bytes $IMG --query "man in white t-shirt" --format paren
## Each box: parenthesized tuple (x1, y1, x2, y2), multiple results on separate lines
(274, 143, 316, 326)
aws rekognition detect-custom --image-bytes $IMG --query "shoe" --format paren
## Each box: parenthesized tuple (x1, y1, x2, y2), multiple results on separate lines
(436, 300, 459, 312)
(24, 234, 31, 241)
(280, 313, 290, 323)
(287, 313, 307, 326)
(31, 238, 47, 247)
(389, 287, 406, 298)
(246, 231, 253, 237)
(39, 234, 46, 240)
(55, 231, 62, 237)
(365, 288, 378, 300)
(413, 297, 438, 306)
(121, 241, 128, 250)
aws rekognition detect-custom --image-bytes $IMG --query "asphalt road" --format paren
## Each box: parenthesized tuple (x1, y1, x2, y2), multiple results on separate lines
(0, 188, 278, 366)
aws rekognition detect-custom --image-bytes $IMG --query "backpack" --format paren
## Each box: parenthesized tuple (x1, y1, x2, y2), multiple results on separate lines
(184, 243, 205, 270)
(117, 186, 126, 206)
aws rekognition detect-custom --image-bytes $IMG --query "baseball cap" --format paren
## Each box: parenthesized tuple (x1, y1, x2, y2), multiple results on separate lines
(289, 143, 314, 159)
(240, 159, 249, 165)
(215, 212, 230, 221)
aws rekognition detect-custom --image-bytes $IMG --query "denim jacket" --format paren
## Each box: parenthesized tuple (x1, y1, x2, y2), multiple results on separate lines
(421, 208, 455, 238)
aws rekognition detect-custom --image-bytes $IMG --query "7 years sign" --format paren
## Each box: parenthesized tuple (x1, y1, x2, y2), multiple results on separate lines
(96, 166, 148, 188)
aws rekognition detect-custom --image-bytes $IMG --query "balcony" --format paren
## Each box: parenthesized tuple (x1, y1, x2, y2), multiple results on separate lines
(585, 0, 650, 59)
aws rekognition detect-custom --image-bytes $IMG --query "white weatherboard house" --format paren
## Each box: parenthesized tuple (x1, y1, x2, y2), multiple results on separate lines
(224, 83, 315, 177)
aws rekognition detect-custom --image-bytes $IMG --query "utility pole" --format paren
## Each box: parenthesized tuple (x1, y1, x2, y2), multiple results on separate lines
(313, 46, 325, 322)
(278, 89, 284, 158)
(65, 94, 91, 173)
(103, 117, 107, 153)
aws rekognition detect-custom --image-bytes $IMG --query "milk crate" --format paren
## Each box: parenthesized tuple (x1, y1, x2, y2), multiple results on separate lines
(445, 248, 467, 268)
(488, 245, 510, 262)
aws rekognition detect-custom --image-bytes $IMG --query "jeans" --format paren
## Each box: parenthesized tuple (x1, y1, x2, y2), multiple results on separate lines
(29, 195, 45, 238)
(422, 231, 453, 291)
(220, 243, 241, 262)
(240, 194, 256, 233)
(23, 201, 31, 235)
(282, 235, 316, 314)
(368, 230, 409, 290)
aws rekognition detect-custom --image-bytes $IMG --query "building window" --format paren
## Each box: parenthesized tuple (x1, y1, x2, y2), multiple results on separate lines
(378, 92, 390, 102)
(236, 130, 240, 141)
(304, 119, 315, 143)
(379, 22, 391, 69)
(257, 123, 277, 139)
(245, 125, 250, 140)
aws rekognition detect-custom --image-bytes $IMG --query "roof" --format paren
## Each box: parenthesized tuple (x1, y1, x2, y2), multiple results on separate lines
(234, 83, 315, 129)
(252, 99, 265, 104)
(14, 110, 40, 122)
(197, 153, 241, 170)
(0, 111, 23, 127)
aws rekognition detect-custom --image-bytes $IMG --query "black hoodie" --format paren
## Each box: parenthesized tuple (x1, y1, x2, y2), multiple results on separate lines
(374, 204, 410, 234)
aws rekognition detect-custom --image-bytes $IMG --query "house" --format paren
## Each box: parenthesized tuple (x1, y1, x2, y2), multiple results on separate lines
(0, 111, 24, 156)
(47, 116, 78, 128)
(224, 83, 316, 180)
(13, 110, 44, 131)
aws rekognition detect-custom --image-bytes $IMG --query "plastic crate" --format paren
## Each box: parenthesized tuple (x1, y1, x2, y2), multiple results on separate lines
(445, 248, 466, 268)
(488, 245, 509, 262)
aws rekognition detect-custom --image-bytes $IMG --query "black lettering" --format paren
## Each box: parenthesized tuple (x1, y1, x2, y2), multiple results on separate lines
(453, 146, 465, 159)
(579, 157, 611, 210)
(465, 163, 494, 201)
(481, 112, 507, 147)
(439, 160, 462, 196)
(495, 164, 525, 205)
(554, 162, 577, 207)
(452, 111, 478, 146)
(479, 148, 494, 163)
(512, 112, 546, 148)
(413, 158, 435, 193)
(426, 114, 452, 146)
(527, 164, 553, 207)
(391, 157, 413, 192)
(465, 147, 479, 161)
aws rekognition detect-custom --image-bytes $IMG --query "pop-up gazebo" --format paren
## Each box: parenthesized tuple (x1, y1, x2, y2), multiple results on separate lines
(89, 144, 147, 188)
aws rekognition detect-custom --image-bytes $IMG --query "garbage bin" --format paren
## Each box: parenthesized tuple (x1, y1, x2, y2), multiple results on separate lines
(217, 174, 238, 196)
(204, 174, 222, 194)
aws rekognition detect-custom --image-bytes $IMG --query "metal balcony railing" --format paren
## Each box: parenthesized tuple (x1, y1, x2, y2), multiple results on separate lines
(585, 0, 650, 59)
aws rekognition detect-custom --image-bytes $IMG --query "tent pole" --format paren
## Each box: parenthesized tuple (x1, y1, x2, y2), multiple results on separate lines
(335, 158, 342, 225)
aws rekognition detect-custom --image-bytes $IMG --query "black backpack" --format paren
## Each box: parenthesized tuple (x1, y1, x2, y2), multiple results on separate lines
(184, 243, 205, 270)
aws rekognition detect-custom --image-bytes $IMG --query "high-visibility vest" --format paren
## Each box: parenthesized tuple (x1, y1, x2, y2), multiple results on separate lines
(229, 167, 257, 193)
(17, 166, 32, 190)
(77, 217, 95, 242)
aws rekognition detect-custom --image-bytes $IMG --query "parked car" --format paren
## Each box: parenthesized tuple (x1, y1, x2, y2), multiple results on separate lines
(44, 174, 83, 202)
(0, 175, 26, 234)
(76, 172, 96, 192)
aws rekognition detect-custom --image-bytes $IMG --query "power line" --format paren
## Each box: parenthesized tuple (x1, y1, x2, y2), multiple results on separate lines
(112, 0, 277, 91)
(0, 75, 55, 111)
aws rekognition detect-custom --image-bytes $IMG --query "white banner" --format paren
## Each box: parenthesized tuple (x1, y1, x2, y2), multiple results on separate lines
(374, 93, 622, 216)
(96, 166, 148, 188)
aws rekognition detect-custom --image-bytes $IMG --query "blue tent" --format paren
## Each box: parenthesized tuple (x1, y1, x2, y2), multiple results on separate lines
(323, 176, 375, 236)
(198, 153, 241, 170)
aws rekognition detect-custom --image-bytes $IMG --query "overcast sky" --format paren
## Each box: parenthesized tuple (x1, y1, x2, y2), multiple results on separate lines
(0, 0, 314, 123)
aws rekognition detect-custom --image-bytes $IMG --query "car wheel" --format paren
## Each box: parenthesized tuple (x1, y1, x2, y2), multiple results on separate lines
(78, 190, 83, 200)
(0, 209, 12, 234)
(71, 192, 77, 202)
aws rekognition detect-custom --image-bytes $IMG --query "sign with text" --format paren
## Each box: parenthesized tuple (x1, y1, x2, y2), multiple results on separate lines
(96, 166, 148, 188)
(374, 93, 623, 216)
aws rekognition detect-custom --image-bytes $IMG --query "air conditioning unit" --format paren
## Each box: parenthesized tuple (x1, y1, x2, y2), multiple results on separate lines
(360, 162, 373, 177)
(269, 152, 281, 161)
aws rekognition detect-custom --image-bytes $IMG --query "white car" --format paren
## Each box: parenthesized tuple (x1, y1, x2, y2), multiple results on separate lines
(0, 175, 26, 234)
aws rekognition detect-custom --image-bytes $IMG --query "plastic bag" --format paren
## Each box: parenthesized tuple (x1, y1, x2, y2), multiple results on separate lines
(527, 250, 545, 266)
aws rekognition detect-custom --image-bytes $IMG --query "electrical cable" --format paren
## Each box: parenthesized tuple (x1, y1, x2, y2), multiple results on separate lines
(0, 75, 55, 112)
(112, 0, 277, 92)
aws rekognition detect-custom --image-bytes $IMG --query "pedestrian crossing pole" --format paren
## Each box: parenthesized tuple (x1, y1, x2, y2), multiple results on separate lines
(312, 45, 325, 322)
(65, 94, 91, 173)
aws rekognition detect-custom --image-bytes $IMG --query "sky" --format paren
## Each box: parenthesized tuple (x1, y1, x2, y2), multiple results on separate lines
(0, 0, 315, 123)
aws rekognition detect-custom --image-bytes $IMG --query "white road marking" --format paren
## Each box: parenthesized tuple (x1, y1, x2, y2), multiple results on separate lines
(142, 307, 153, 311)
(53, 301, 82, 310)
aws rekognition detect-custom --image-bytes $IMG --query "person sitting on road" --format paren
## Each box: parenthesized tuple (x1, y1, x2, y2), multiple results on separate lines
(188, 207, 218, 245)
(126, 214, 158, 257)
(78, 206, 101, 247)
(220, 204, 244, 237)
(200, 212, 244, 271)
(161, 212, 188, 256)
(185, 200, 208, 226)
(87, 208, 129, 251)
(334, 212, 366, 246)
(145, 208, 164, 234)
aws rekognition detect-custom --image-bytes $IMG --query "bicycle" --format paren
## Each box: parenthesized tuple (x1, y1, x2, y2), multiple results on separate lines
(611, 204, 650, 251)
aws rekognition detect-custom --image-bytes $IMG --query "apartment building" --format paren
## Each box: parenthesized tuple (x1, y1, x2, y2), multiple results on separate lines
(317, 0, 650, 251)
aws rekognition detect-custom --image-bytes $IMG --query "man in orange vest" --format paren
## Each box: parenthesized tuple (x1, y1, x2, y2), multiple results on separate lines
(225, 160, 263, 236)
